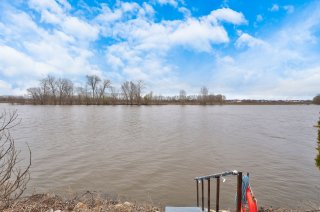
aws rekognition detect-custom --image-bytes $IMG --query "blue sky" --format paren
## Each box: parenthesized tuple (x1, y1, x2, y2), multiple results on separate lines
(0, 0, 319, 99)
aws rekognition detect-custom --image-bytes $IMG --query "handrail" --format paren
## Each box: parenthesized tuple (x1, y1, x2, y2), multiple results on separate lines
(194, 170, 243, 212)
(194, 170, 238, 180)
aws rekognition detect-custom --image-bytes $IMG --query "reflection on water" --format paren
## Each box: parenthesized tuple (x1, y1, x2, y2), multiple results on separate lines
(316, 116, 320, 170)
(0, 104, 319, 209)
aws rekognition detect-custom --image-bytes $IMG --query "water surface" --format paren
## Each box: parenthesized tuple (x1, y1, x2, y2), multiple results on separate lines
(1, 104, 319, 209)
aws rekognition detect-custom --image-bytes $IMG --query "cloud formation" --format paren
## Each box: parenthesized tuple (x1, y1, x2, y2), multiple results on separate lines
(0, 0, 247, 95)
(0, 0, 319, 99)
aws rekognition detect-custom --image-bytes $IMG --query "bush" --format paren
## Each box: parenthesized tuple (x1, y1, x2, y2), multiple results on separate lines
(0, 110, 31, 209)
(313, 95, 320, 104)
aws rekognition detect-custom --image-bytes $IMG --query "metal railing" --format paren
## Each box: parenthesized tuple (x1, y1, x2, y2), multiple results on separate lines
(194, 170, 243, 212)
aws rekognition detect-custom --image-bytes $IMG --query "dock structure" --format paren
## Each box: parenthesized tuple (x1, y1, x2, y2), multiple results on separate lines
(166, 170, 243, 212)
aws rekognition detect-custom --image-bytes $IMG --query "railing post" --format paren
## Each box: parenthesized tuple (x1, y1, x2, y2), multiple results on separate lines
(196, 180, 199, 207)
(237, 172, 242, 212)
(208, 178, 210, 212)
(216, 177, 220, 212)
(201, 179, 204, 211)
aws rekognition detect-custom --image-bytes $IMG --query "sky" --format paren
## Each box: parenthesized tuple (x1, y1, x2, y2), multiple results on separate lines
(0, 0, 319, 99)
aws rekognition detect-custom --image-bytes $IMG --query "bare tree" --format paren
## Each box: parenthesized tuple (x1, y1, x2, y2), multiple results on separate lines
(39, 78, 51, 104)
(0, 110, 31, 209)
(27, 87, 42, 104)
(200, 86, 208, 105)
(86, 75, 101, 100)
(47, 75, 57, 104)
(121, 81, 131, 105)
(120, 81, 144, 105)
(56, 78, 74, 105)
(98, 79, 111, 104)
(109, 86, 118, 104)
(134, 80, 144, 105)
(179, 89, 186, 102)
(143, 91, 153, 105)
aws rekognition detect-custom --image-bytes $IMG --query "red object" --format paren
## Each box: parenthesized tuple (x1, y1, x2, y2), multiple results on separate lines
(246, 187, 258, 212)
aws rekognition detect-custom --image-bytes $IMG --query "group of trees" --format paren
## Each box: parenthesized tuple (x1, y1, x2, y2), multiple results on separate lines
(25, 75, 226, 105)
(313, 95, 320, 105)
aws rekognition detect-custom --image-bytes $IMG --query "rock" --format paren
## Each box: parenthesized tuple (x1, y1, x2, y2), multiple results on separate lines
(46, 209, 53, 212)
(92, 205, 103, 211)
(74, 202, 88, 211)
(54, 210, 62, 212)
(46, 193, 56, 198)
(114, 203, 124, 209)
(123, 201, 133, 207)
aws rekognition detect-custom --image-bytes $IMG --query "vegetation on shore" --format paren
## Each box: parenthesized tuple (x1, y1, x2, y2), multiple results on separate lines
(315, 114, 320, 170)
(0, 110, 31, 209)
(23, 75, 225, 105)
(0, 75, 318, 105)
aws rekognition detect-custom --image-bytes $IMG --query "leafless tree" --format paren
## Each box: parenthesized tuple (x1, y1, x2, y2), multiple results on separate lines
(86, 75, 101, 100)
(313, 94, 320, 105)
(27, 87, 42, 104)
(121, 81, 144, 105)
(134, 80, 144, 105)
(144, 92, 153, 105)
(179, 90, 186, 102)
(121, 81, 131, 105)
(56, 78, 74, 105)
(200, 86, 208, 105)
(109, 86, 118, 104)
(0, 110, 31, 209)
(39, 77, 52, 104)
(47, 75, 57, 104)
(98, 79, 111, 104)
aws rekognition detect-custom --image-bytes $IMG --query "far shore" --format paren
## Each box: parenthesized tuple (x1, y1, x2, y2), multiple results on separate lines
(0, 96, 317, 106)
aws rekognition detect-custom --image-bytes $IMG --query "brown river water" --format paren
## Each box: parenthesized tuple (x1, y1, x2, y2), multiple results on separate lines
(1, 104, 320, 209)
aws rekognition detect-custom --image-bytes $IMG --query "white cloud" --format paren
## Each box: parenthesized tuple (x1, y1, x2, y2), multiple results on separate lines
(0, 3, 104, 95)
(28, 0, 65, 14)
(28, 0, 100, 42)
(235, 33, 266, 48)
(269, 4, 294, 14)
(256, 14, 263, 22)
(98, 6, 245, 53)
(95, 4, 123, 23)
(178, 7, 191, 18)
(0, 45, 54, 77)
(270, 4, 279, 12)
(170, 19, 229, 51)
(62, 16, 99, 41)
(283, 5, 294, 14)
(156, 0, 179, 8)
(212, 2, 320, 99)
(97, 5, 247, 93)
(0, 80, 12, 92)
(207, 8, 247, 25)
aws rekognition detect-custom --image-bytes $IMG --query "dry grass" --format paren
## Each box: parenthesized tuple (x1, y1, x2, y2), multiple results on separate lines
(3, 191, 161, 212)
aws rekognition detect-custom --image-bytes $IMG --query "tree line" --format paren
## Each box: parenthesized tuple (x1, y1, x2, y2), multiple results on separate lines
(24, 75, 226, 105)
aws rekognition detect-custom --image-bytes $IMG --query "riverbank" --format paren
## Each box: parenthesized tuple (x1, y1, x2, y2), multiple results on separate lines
(3, 192, 161, 212)
(3, 193, 319, 212)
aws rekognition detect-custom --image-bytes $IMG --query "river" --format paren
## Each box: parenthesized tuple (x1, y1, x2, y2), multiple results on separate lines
(1, 104, 319, 209)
